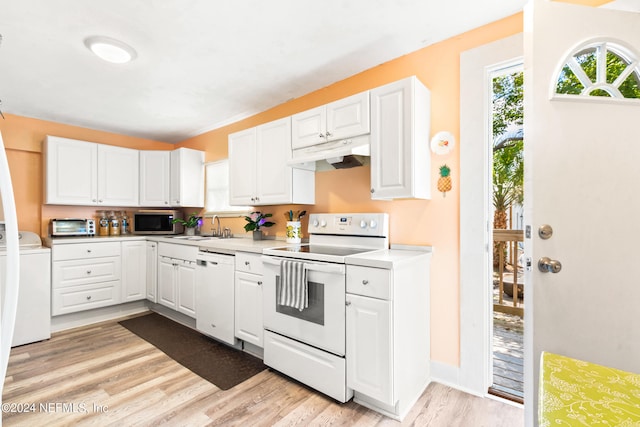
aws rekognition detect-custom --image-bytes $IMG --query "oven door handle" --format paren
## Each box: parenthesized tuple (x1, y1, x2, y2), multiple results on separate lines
(262, 256, 345, 274)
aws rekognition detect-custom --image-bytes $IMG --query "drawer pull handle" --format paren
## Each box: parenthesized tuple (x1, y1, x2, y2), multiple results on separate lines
(257, 281, 262, 286)
(87, 270, 92, 275)
(362, 280, 369, 285)
(86, 296, 92, 300)
(210, 324, 216, 328)
(87, 249, 92, 253)
(245, 261, 250, 266)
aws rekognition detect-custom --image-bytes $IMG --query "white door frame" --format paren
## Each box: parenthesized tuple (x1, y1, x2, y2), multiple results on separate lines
(459, 33, 523, 395)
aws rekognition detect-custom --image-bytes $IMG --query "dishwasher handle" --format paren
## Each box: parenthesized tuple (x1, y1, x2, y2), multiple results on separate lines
(197, 259, 219, 267)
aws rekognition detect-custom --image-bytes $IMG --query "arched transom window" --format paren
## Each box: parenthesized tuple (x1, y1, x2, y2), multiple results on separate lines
(554, 40, 640, 100)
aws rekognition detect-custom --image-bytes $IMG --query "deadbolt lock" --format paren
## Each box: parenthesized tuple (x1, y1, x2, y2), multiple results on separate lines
(538, 224, 553, 240)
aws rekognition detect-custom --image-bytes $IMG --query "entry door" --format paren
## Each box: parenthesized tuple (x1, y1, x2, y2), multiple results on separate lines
(524, 0, 640, 423)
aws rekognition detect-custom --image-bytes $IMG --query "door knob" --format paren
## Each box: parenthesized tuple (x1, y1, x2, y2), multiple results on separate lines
(538, 257, 562, 273)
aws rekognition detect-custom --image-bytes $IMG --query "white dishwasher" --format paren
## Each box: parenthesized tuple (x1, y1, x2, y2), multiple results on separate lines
(195, 249, 236, 346)
(0, 230, 51, 347)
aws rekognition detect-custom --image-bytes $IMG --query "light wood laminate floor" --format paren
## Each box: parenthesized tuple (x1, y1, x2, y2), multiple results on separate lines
(2, 316, 523, 426)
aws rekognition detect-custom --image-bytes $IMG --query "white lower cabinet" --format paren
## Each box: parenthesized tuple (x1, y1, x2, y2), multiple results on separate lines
(234, 271, 263, 347)
(157, 243, 198, 318)
(51, 241, 122, 316)
(345, 251, 432, 421)
(346, 294, 393, 405)
(158, 256, 196, 317)
(146, 241, 158, 302)
(234, 252, 264, 347)
(121, 240, 147, 302)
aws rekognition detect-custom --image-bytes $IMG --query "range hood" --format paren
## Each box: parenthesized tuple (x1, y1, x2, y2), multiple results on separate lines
(288, 135, 370, 169)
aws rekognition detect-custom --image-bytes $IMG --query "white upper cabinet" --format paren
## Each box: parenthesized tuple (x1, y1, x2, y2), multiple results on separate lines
(139, 150, 171, 206)
(140, 148, 204, 208)
(45, 136, 138, 206)
(370, 76, 431, 200)
(229, 117, 314, 206)
(170, 147, 205, 207)
(97, 144, 139, 206)
(228, 127, 257, 205)
(292, 91, 370, 149)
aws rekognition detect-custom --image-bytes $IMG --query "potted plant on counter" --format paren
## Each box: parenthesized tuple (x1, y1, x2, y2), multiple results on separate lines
(244, 211, 275, 240)
(172, 212, 202, 235)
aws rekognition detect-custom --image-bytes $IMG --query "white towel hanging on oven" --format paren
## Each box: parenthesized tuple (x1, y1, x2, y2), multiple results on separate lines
(278, 260, 308, 311)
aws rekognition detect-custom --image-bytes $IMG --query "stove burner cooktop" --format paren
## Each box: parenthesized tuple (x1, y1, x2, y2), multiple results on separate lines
(271, 244, 374, 257)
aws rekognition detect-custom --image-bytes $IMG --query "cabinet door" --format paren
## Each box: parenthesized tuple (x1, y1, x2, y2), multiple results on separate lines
(121, 241, 146, 302)
(228, 127, 257, 205)
(346, 294, 393, 405)
(196, 259, 236, 345)
(44, 136, 98, 205)
(326, 91, 370, 142)
(170, 148, 204, 207)
(158, 256, 177, 309)
(97, 144, 139, 206)
(291, 105, 326, 149)
(370, 77, 431, 200)
(234, 271, 263, 347)
(139, 151, 171, 206)
(255, 117, 292, 205)
(176, 260, 196, 318)
(145, 242, 158, 302)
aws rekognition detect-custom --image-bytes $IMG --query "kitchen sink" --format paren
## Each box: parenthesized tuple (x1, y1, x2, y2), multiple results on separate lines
(168, 235, 233, 241)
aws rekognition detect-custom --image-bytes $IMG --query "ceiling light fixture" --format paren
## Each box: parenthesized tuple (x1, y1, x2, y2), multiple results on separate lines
(84, 35, 137, 64)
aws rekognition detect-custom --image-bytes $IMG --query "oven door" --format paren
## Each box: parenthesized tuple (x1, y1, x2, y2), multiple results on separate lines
(262, 255, 346, 356)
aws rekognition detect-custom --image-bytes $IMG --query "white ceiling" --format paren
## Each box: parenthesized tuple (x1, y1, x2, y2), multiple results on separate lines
(4, 0, 616, 143)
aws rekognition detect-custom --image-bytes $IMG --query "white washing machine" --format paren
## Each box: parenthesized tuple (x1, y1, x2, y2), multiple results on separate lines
(0, 226, 51, 346)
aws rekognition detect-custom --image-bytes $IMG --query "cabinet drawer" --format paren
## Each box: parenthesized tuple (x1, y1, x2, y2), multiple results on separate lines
(347, 265, 392, 300)
(52, 281, 120, 316)
(53, 257, 121, 288)
(235, 252, 263, 274)
(53, 241, 121, 261)
(158, 242, 198, 261)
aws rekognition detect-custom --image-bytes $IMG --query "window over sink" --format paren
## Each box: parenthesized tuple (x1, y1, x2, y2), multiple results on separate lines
(204, 160, 251, 216)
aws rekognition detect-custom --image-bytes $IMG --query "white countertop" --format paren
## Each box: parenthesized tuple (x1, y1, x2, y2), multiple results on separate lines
(45, 235, 433, 261)
(45, 234, 290, 255)
(345, 246, 433, 269)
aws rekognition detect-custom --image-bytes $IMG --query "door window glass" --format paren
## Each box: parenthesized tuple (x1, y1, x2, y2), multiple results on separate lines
(554, 40, 640, 100)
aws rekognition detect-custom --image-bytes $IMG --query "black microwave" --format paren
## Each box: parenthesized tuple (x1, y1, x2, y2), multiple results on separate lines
(132, 210, 183, 235)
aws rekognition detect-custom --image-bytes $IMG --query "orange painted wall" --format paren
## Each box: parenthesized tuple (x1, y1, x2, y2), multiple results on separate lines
(0, 114, 172, 235)
(1, 12, 526, 368)
(179, 14, 524, 366)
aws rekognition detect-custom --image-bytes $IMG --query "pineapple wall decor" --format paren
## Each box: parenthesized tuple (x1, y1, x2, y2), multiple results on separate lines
(438, 164, 452, 197)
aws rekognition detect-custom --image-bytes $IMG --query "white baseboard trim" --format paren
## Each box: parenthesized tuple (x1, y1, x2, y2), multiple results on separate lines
(51, 301, 149, 332)
(430, 360, 484, 398)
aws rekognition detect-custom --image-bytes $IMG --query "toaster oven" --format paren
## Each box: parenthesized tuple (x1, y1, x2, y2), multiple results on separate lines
(49, 218, 96, 237)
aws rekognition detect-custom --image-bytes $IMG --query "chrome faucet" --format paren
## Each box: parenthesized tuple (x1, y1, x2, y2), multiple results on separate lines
(211, 215, 221, 237)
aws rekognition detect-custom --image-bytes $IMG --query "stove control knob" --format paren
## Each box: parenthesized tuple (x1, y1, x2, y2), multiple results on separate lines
(312, 219, 319, 227)
(320, 220, 327, 228)
(370, 220, 377, 229)
(360, 220, 367, 229)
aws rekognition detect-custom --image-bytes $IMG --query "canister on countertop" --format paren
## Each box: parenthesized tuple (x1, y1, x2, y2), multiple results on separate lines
(98, 211, 109, 236)
(121, 211, 129, 234)
(109, 211, 120, 236)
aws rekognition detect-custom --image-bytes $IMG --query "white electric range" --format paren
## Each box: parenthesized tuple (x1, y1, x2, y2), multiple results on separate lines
(261, 213, 388, 402)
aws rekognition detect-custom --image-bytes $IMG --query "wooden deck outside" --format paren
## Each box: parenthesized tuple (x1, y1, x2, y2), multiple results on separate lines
(492, 311, 524, 400)
(490, 228, 524, 400)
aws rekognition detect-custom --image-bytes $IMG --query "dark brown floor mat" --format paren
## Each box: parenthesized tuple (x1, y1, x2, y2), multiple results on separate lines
(119, 312, 266, 390)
